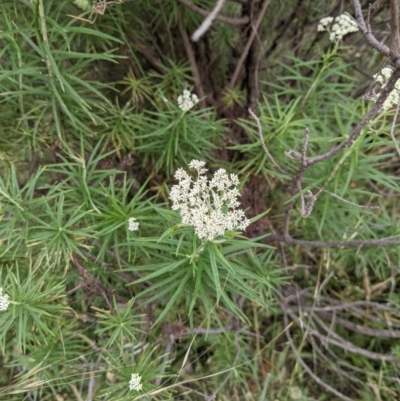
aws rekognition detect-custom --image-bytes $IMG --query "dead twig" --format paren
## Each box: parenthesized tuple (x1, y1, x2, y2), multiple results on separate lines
(248, 108, 288, 175)
(229, 0, 271, 88)
(191, 0, 227, 42)
(352, 0, 391, 58)
(283, 308, 354, 401)
(178, 15, 206, 107)
(177, 0, 249, 26)
(389, 0, 400, 61)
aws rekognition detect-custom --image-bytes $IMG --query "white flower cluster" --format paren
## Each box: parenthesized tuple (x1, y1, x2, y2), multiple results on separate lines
(128, 217, 139, 231)
(170, 160, 250, 242)
(318, 14, 358, 42)
(373, 66, 394, 85)
(0, 287, 10, 311)
(129, 373, 142, 391)
(177, 90, 199, 112)
(372, 66, 400, 111)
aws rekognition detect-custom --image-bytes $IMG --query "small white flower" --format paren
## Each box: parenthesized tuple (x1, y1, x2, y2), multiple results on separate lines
(128, 217, 139, 232)
(317, 16, 334, 31)
(129, 373, 142, 391)
(170, 160, 250, 242)
(382, 89, 400, 111)
(372, 66, 400, 111)
(0, 287, 10, 311)
(382, 67, 394, 79)
(177, 90, 199, 112)
(374, 66, 394, 85)
(318, 13, 358, 42)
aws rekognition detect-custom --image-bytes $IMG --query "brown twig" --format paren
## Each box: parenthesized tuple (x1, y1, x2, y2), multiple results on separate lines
(128, 34, 166, 75)
(389, 95, 400, 157)
(155, 333, 175, 386)
(283, 309, 354, 401)
(309, 313, 400, 362)
(248, 108, 288, 175)
(352, 0, 391, 58)
(308, 334, 365, 388)
(280, 279, 400, 396)
(389, 0, 400, 61)
(72, 254, 128, 309)
(178, 14, 206, 107)
(314, 310, 400, 338)
(228, 0, 271, 89)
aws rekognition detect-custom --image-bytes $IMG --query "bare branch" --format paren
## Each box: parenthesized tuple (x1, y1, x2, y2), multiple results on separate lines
(390, 98, 400, 157)
(352, 0, 391, 58)
(191, 0, 227, 42)
(283, 310, 354, 401)
(390, 0, 400, 60)
(311, 186, 380, 210)
(248, 108, 288, 175)
(309, 313, 400, 362)
(314, 311, 400, 338)
(178, 15, 206, 106)
(229, 0, 271, 88)
(155, 333, 175, 386)
(307, 67, 400, 167)
(177, 0, 249, 26)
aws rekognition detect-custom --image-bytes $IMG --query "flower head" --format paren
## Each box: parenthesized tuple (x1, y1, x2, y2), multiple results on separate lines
(177, 90, 199, 112)
(317, 16, 334, 31)
(170, 160, 250, 242)
(129, 373, 142, 391)
(0, 287, 10, 311)
(128, 217, 139, 232)
(318, 13, 358, 42)
(372, 66, 400, 111)
(373, 66, 394, 85)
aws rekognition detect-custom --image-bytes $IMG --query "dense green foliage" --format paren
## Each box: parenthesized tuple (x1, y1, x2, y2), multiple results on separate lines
(1, 0, 400, 400)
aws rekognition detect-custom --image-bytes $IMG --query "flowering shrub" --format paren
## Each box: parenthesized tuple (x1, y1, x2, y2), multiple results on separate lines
(318, 13, 358, 42)
(169, 160, 250, 242)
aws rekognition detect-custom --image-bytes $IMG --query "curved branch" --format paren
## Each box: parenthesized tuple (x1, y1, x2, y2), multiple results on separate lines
(306, 67, 400, 167)
(283, 310, 354, 401)
(315, 311, 400, 338)
(191, 0, 227, 42)
(352, 0, 390, 58)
